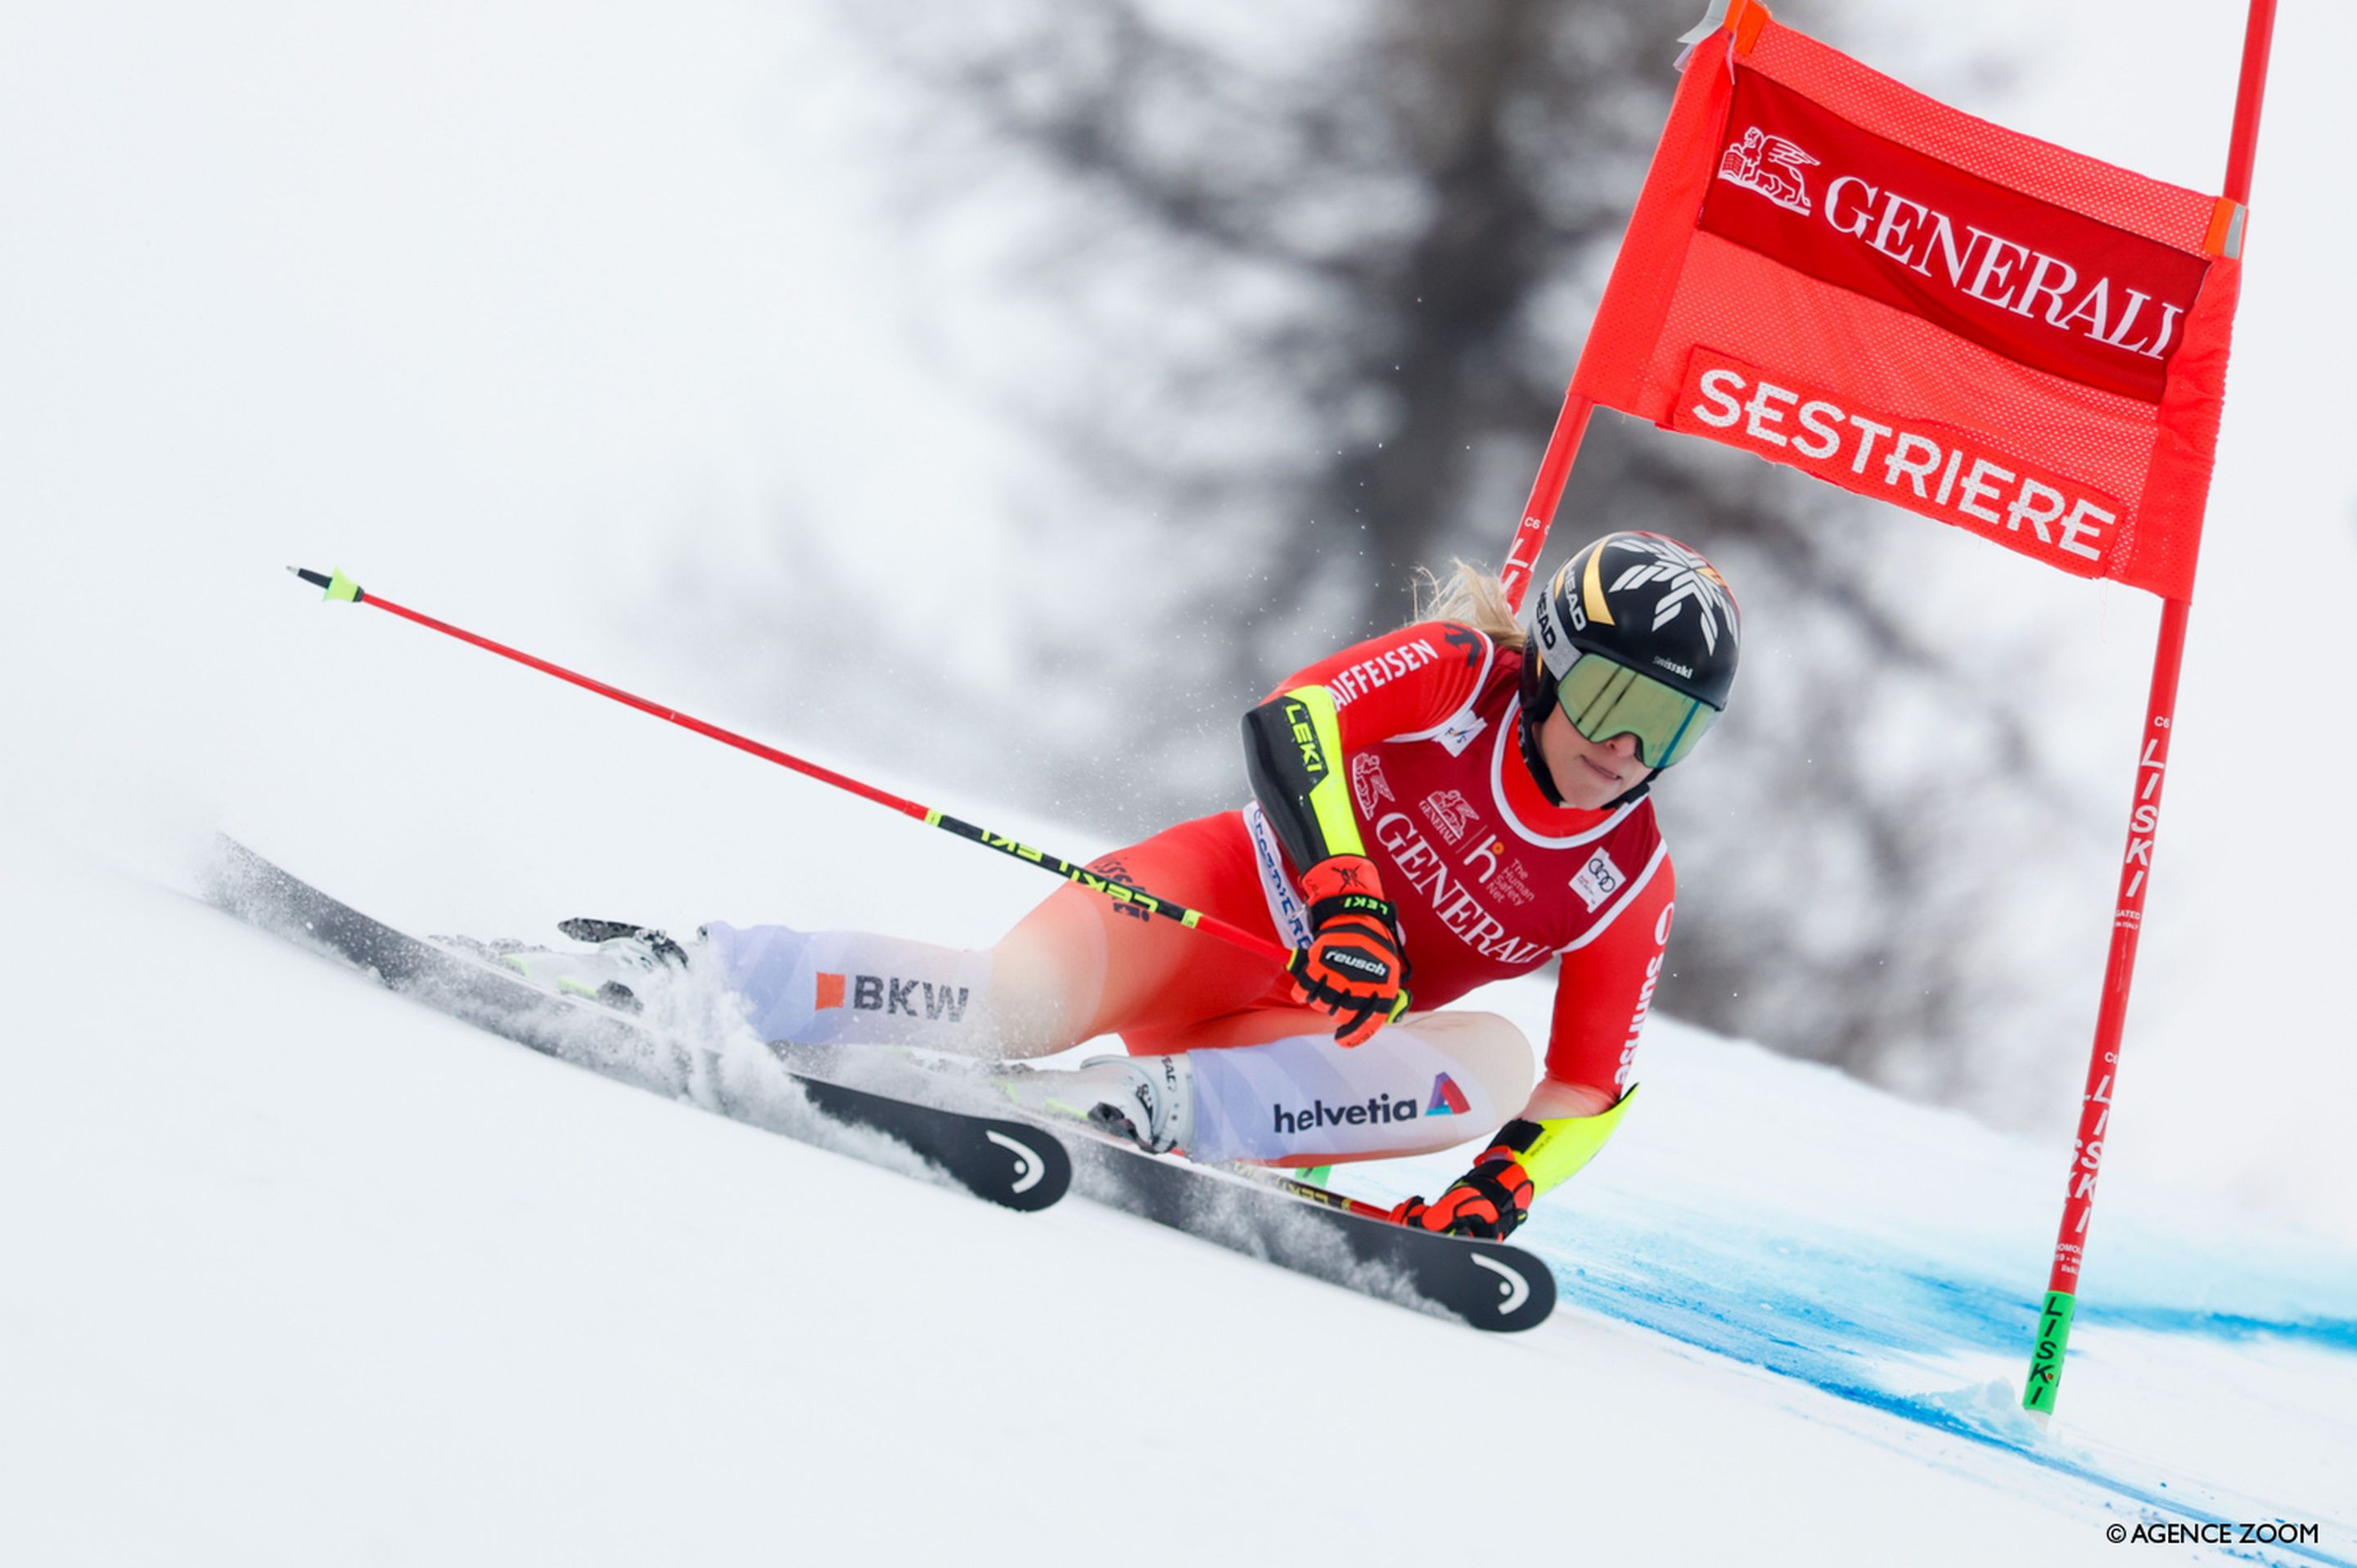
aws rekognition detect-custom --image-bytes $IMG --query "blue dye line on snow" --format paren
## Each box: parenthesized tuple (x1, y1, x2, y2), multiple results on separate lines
(1817, 1374, 2356, 1568)
(1510, 1200, 2357, 1565)
(1528, 1202, 2357, 1369)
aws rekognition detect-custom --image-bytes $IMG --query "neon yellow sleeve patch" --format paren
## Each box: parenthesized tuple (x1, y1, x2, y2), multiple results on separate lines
(1281, 684, 1368, 863)
(1519, 1085, 1638, 1197)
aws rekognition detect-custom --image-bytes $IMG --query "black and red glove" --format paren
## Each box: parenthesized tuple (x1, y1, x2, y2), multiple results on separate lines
(1285, 854, 1408, 1048)
(1388, 1121, 1542, 1240)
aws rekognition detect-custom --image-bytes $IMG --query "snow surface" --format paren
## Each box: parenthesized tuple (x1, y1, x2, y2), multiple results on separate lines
(4, 0, 2355, 1561)
(4, 742, 2352, 1565)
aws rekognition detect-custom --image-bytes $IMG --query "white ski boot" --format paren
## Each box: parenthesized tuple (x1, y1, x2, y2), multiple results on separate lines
(998, 1053, 1195, 1155)
(440, 919, 693, 1016)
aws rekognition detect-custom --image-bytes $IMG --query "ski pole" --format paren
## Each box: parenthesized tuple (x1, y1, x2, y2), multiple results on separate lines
(287, 567, 1292, 966)
(1256, 1170, 1398, 1223)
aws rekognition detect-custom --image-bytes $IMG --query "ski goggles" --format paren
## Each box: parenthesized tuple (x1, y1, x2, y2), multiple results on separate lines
(1551, 651, 1721, 770)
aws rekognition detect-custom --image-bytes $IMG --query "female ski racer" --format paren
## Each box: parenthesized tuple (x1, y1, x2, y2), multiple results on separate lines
(515, 530, 1739, 1240)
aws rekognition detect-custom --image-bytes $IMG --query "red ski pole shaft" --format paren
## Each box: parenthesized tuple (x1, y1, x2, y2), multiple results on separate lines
(289, 567, 1291, 966)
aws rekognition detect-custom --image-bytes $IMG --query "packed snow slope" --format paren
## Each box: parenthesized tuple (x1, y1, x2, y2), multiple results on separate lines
(3, 597, 2351, 1566)
(5, 1, 2356, 1561)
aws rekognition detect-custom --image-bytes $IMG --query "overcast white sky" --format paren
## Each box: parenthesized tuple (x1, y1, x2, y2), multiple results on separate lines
(2, 0, 2350, 1234)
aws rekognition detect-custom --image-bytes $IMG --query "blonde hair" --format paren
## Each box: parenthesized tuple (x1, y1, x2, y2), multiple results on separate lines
(1408, 559, 1528, 651)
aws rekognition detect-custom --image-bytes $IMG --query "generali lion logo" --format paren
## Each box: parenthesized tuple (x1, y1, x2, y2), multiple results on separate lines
(1350, 754, 1394, 816)
(1419, 789, 1480, 845)
(1717, 126, 1818, 215)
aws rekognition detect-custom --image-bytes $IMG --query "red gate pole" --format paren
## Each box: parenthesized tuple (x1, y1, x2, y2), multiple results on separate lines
(1498, 390, 1596, 614)
(2023, 597, 2192, 1417)
(2022, 0, 2278, 1421)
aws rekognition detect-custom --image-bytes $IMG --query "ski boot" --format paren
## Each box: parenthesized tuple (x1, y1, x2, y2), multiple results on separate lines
(996, 1053, 1195, 1155)
(439, 919, 692, 1016)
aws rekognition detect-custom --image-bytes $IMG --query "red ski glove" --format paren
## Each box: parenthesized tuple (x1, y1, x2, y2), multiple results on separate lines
(1387, 1123, 1541, 1240)
(1285, 854, 1408, 1048)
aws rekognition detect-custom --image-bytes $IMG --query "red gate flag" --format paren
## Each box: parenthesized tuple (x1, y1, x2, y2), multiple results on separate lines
(1571, 0, 2246, 602)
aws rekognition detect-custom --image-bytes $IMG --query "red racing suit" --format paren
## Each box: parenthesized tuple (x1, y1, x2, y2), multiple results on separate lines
(1243, 620, 1674, 1093)
(1096, 620, 1673, 1095)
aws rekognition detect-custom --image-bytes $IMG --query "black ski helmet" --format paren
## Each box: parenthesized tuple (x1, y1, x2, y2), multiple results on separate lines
(1518, 531, 1741, 805)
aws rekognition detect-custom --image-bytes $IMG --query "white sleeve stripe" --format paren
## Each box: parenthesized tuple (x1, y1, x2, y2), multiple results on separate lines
(1557, 839, 1670, 953)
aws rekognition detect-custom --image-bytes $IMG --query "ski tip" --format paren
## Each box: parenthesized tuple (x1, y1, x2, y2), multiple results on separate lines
(1459, 1243, 1556, 1332)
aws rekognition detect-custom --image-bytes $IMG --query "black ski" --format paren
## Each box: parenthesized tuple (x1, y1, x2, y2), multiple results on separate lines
(203, 837, 1069, 1212)
(1063, 1128, 1557, 1332)
(778, 1046, 1557, 1333)
(209, 836, 1549, 1327)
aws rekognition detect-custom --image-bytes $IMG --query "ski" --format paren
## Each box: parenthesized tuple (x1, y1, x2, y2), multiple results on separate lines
(203, 837, 1069, 1212)
(207, 836, 1548, 1327)
(1063, 1123, 1557, 1332)
(779, 1046, 1557, 1333)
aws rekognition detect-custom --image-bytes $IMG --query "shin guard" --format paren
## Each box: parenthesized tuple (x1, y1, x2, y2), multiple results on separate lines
(1183, 1024, 1505, 1165)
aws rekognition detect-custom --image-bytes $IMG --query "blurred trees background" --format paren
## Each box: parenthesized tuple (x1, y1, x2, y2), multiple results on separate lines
(699, 0, 2120, 1111)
